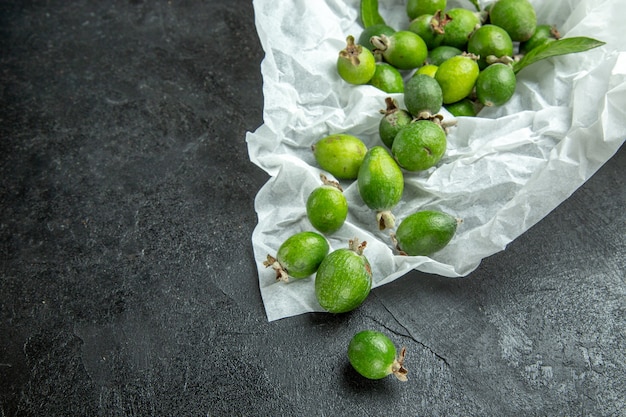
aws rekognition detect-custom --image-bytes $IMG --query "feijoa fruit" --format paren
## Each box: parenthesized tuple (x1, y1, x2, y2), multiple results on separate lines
(264, 231, 330, 282)
(348, 330, 408, 381)
(306, 175, 348, 234)
(392, 120, 447, 171)
(312, 133, 367, 180)
(315, 238, 372, 314)
(378, 97, 413, 149)
(394, 210, 459, 256)
(337, 35, 376, 85)
(357, 146, 404, 230)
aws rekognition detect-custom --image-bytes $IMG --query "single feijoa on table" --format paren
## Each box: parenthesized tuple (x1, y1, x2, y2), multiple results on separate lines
(357, 146, 404, 230)
(393, 210, 459, 256)
(391, 120, 447, 172)
(264, 231, 330, 282)
(337, 35, 376, 85)
(315, 238, 372, 314)
(347, 330, 408, 381)
(378, 97, 413, 149)
(306, 174, 348, 234)
(312, 133, 368, 180)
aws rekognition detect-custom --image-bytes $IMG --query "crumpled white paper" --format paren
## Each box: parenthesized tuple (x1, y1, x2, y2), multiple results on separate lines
(246, 0, 626, 321)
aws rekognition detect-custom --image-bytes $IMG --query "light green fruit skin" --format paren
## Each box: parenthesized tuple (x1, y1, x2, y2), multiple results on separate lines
(337, 40, 376, 85)
(357, 146, 404, 211)
(358, 24, 396, 52)
(475, 63, 517, 107)
(306, 186, 348, 234)
(435, 55, 480, 104)
(348, 330, 396, 380)
(441, 8, 481, 50)
(369, 62, 404, 94)
(276, 231, 330, 279)
(315, 248, 372, 313)
(489, 0, 537, 42)
(415, 64, 438, 78)
(406, 0, 447, 20)
(313, 134, 367, 180)
(395, 210, 457, 256)
(392, 120, 447, 171)
(379, 108, 413, 149)
(404, 73, 443, 117)
(408, 14, 444, 50)
(379, 31, 428, 70)
(467, 24, 514, 70)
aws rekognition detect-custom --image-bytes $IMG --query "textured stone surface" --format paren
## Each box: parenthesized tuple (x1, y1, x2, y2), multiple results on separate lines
(1, 1, 624, 416)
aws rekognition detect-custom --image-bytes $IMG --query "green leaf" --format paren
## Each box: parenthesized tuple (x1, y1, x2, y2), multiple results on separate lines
(360, 0, 386, 28)
(513, 37, 606, 74)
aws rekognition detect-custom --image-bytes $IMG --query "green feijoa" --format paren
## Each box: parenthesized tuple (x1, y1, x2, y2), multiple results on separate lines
(408, 11, 448, 50)
(475, 62, 517, 107)
(435, 54, 480, 104)
(445, 98, 477, 117)
(371, 31, 428, 70)
(315, 238, 372, 314)
(489, 0, 537, 42)
(404, 73, 443, 118)
(441, 8, 481, 50)
(306, 175, 348, 234)
(392, 120, 446, 171)
(369, 62, 404, 93)
(406, 0, 446, 20)
(379, 98, 413, 149)
(337, 35, 377, 85)
(428, 45, 462, 66)
(394, 210, 458, 256)
(358, 23, 396, 51)
(357, 146, 404, 230)
(467, 24, 514, 69)
(519, 24, 560, 55)
(348, 330, 408, 381)
(264, 231, 330, 282)
(312, 134, 367, 180)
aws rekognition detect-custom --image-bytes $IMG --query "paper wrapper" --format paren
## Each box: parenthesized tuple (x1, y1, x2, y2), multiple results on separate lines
(246, 0, 626, 321)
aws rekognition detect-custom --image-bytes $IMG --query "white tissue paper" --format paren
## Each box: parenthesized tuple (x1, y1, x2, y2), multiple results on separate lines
(246, 0, 626, 321)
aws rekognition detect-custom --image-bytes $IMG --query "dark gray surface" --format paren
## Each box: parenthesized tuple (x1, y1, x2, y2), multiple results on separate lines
(1, 1, 624, 416)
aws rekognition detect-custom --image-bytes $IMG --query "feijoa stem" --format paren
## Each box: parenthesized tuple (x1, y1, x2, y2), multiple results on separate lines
(431, 11, 452, 35)
(348, 237, 367, 255)
(263, 254, 290, 282)
(380, 97, 400, 115)
(392, 346, 408, 382)
(339, 35, 363, 66)
(320, 173, 343, 191)
(377, 210, 396, 230)
(370, 34, 389, 53)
